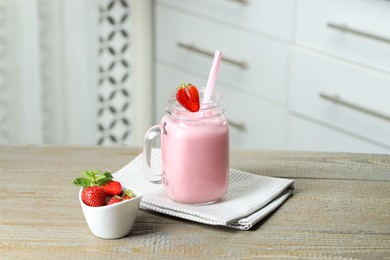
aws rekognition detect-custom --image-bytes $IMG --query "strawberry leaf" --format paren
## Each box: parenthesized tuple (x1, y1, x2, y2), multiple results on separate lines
(123, 188, 135, 198)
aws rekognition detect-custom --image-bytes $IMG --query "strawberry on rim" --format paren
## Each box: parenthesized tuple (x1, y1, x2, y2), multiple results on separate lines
(176, 81, 200, 112)
(101, 180, 122, 196)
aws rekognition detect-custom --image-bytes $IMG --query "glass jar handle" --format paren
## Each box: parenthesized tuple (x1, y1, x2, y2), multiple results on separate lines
(142, 124, 163, 184)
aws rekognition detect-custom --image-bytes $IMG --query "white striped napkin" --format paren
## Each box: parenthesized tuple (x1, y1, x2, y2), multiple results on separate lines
(114, 151, 294, 230)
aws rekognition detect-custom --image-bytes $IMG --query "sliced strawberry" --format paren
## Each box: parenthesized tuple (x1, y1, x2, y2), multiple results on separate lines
(82, 186, 106, 207)
(101, 180, 122, 196)
(176, 82, 200, 112)
(107, 196, 124, 205)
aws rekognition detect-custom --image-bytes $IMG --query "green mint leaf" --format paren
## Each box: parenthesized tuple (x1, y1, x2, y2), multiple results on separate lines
(96, 177, 112, 186)
(82, 170, 95, 179)
(74, 170, 113, 187)
(72, 178, 92, 188)
(95, 175, 106, 181)
(103, 172, 113, 179)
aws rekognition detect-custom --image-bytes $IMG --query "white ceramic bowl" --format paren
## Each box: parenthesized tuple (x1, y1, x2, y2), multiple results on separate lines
(79, 187, 142, 239)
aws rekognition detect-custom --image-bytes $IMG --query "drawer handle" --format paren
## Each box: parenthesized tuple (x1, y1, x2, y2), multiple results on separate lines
(319, 93, 390, 122)
(177, 42, 248, 70)
(227, 119, 247, 131)
(327, 22, 390, 45)
(230, 0, 249, 5)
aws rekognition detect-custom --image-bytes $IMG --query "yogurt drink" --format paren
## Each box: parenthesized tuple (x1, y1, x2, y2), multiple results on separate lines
(143, 88, 229, 204)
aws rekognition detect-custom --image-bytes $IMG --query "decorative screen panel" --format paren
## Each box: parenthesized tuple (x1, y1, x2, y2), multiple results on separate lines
(97, 0, 133, 146)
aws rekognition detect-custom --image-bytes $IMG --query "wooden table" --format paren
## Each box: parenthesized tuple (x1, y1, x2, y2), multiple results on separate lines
(1, 145, 389, 259)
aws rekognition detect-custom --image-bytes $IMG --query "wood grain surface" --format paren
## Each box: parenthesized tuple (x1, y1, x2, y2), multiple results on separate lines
(0, 145, 389, 259)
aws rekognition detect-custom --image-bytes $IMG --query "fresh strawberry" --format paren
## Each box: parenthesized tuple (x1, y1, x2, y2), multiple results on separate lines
(101, 180, 122, 196)
(107, 196, 124, 205)
(81, 186, 106, 207)
(122, 189, 136, 200)
(176, 82, 200, 112)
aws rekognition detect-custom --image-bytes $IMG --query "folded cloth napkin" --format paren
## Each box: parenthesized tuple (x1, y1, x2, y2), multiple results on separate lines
(114, 151, 294, 230)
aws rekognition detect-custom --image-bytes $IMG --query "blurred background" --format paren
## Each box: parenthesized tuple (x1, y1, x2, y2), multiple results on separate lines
(0, 0, 389, 153)
(0, 0, 152, 148)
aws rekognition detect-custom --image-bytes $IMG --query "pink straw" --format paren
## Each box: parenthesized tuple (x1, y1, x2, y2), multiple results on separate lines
(202, 51, 222, 104)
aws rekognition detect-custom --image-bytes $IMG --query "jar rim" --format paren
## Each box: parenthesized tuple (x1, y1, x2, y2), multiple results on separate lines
(165, 87, 224, 120)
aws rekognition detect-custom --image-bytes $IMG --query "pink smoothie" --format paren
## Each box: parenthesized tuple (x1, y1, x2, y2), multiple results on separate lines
(161, 114, 229, 204)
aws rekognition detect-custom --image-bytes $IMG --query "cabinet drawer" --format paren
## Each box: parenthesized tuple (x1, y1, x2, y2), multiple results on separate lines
(289, 48, 390, 148)
(155, 63, 287, 150)
(288, 115, 390, 153)
(155, 6, 290, 105)
(222, 85, 287, 150)
(156, 0, 294, 41)
(296, 0, 390, 71)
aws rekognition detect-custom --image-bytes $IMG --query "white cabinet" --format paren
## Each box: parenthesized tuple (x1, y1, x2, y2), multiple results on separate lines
(154, 5, 290, 105)
(289, 48, 390, 149)
(153, 0, 390, 153)
(153, 1, 292, 150)
(157, 0, 294, 41)
(295, 0, 390, 71)
(288, 0, 390, 153)
(155, 64, 288, 150)
(288, 114, 390, 154)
